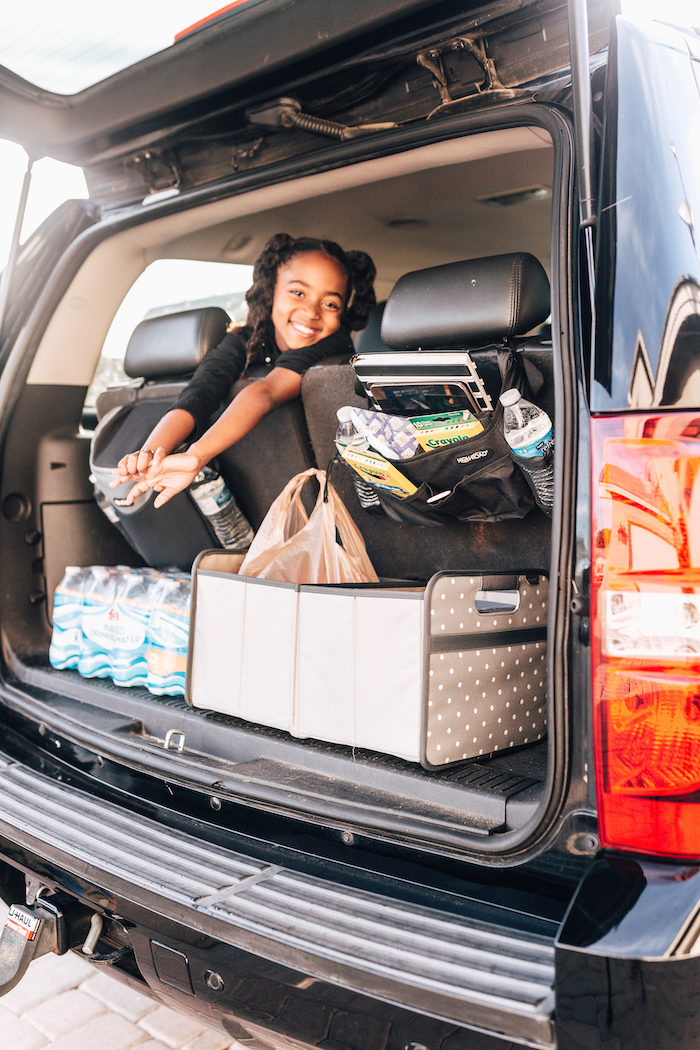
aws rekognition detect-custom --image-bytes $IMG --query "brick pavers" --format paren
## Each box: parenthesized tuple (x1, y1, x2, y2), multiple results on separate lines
(0, 950, 240, 1050)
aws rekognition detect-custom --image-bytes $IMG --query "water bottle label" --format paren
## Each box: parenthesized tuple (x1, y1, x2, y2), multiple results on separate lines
(212, 485, 233, 511)
(511, 430, 553, 459)
(196, 492, 231, 517)
(83, 606, 146, 650)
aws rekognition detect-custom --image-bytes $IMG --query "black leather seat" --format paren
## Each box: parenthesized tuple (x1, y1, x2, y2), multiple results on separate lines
(352, 301, 389, 354)
(91, 305, 319, 568)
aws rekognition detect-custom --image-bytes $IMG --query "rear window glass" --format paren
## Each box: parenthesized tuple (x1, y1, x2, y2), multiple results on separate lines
(84, 259, 252, 413)
(0, 0, 242, 94)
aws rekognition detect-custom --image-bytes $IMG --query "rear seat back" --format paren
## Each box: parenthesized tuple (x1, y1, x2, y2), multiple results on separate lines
(302, 252, 553, 580)
(91, 307, 230, 570)
(216, 370, 316, 531)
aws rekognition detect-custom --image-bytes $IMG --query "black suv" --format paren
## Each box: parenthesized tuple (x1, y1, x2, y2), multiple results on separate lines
(0, 2, 699, 1048)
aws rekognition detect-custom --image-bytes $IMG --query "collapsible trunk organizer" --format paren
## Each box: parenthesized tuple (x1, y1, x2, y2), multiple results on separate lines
(186, 551, 548, 768)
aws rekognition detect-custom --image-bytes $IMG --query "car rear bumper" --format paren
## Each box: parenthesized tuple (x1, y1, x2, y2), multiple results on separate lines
(0, 748, 556, 1048)
(1, 749, 699, 1050)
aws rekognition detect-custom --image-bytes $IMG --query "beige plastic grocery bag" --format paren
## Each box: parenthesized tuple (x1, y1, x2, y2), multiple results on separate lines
(239, 468, 379, 584)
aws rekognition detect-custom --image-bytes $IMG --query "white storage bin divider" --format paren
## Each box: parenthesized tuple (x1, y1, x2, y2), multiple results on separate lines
(296, 584, 425, 760)
(239, 575, 299, 732)
(186, 551, 548, 769)
(188, 551, 247, 716)
(352, 588, 424, 761)
(188, 552, 298, 732)
(295, 585, 357, 746)
(189, 569, 246, 717)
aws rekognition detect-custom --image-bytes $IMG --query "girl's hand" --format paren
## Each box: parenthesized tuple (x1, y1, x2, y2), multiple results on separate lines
(115, 448, 203, 508)
(110, 409, 198, 487)
(111, 448, 159, 485)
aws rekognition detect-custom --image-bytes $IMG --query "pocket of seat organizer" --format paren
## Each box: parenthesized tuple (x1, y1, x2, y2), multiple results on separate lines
(361, 426, 535, 525)
(427, 452, 535, 522)
(374, 483, 451, 526)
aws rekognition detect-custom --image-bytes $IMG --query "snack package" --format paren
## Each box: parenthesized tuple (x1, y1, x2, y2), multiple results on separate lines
(350, 408, 419, 460)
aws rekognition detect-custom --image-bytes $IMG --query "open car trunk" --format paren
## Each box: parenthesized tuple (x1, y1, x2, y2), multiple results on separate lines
(0, 99, 576, 864)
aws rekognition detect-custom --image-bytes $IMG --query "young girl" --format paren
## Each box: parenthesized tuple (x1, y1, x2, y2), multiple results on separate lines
(112, 233, 376, 507)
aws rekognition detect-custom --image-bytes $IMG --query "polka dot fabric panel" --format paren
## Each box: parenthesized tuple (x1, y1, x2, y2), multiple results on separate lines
(423, 574, 548, 768)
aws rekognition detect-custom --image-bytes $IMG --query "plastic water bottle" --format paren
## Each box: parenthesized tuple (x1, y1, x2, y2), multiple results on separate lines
(189, 467, 254, 550)
(500, 388, 554, 514)
(78, 566, 117, 679)
(49, 565, 89, 670)
(334, 406, 356, 452)
(146, 575, 190, 696)
(335, 407, 382, 512)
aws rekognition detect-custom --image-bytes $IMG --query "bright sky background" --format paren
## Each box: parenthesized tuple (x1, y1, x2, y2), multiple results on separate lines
(0, 0, 697, 275)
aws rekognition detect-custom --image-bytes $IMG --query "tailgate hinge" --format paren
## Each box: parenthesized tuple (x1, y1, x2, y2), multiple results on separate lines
(129, 148, 183, 196)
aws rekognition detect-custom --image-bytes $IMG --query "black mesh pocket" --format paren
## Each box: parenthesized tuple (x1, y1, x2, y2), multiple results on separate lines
(414, 450, 535, 521)
(375, 484, 451, 526)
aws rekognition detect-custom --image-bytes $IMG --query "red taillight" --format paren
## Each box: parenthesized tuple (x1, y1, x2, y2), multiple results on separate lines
(591, 413, 700, 859)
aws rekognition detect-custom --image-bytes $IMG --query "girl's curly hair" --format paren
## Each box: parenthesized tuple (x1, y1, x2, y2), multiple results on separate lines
(244, 233, 377, 366)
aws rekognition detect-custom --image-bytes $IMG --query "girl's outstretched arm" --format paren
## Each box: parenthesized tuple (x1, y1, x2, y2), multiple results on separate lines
(119, 368, 303, 508)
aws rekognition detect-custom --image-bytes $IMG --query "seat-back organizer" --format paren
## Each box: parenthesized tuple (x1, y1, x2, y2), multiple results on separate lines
(301, 252, 553, 580)
(188, 253, 552, 768)
(352, 252, 552, 525)
(90, 308, 230, 570)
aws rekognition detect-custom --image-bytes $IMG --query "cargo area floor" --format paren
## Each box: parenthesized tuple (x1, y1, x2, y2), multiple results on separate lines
(6, 659, 547, 850)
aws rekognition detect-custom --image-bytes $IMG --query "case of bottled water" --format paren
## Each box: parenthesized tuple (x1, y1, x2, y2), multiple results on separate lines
(50, 566, 191, 696)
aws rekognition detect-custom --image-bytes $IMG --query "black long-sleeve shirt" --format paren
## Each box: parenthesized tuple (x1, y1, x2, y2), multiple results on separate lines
(174, 323, 353, 433)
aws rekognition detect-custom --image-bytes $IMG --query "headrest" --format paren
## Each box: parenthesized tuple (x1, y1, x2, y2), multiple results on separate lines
(353, 301, 390, 354)
(380, 253, 550, 349)
(124, 307, 230, 379)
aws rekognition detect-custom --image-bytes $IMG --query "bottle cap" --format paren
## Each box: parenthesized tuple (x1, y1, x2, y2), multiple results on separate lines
(336, 406, 353, 423)
(499, 388, 522, 407)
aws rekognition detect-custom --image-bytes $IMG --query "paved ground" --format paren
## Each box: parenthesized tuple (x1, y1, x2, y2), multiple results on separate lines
(0, 926, 240, 1050)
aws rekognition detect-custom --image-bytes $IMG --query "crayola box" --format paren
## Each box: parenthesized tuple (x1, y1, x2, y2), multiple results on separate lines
(341, 447, 417, 497)
(417, 423, 484, 453)
(409, 409, 481, 431)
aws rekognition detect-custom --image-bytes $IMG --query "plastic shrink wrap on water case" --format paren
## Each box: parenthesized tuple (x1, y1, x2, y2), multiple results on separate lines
(50, 566, 191, 696)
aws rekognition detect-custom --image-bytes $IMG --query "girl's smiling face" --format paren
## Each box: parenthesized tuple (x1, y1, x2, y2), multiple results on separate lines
(271, 251, 349, 351)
